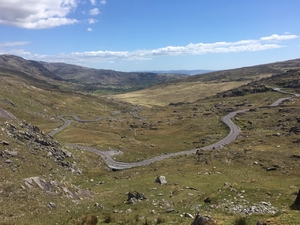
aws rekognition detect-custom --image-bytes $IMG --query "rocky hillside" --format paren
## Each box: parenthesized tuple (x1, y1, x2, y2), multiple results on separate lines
(40, 61, 188, 85)
(216, 69, 300, 98)
(0, 54, 189, 93)
(0, 54, 62, 81)
(0, 118, 94, 222)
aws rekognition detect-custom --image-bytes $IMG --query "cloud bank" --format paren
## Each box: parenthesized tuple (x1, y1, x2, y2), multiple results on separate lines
(1, 34, 298, 64)
(0, 0, 79, 29)
(260, 34, 298, 41)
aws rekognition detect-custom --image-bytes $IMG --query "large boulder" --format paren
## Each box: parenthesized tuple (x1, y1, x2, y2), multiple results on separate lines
(127, 191, 146, 204)
(156, 176, 167, 185)
(191, 214, 215, 225)
(291, 189, 300, 210)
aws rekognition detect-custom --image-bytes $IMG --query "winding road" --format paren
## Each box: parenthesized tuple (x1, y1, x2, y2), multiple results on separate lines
(49, 88, 298, 170)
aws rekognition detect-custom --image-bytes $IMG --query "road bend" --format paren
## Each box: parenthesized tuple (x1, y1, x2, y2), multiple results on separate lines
(49, 88, 298, 170)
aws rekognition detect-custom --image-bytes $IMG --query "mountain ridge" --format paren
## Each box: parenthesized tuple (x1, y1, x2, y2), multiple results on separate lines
(137, 69, 213, 75)
(0, 54, 190, 93)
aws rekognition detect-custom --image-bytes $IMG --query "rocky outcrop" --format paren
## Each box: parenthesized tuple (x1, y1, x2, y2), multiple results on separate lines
(217, 84, 272, 98)
(1, 120, 79, 171)
(126, 191, 146, 204)
(291, 189, 300, 210)
(0, 107, 18, 120)
(191, 214, 215, 225)
(289, 126, 300, 134)
(24, 176, 93, 200)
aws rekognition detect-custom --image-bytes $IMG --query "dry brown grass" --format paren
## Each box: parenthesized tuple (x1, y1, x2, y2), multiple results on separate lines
(114, 81, 245, 107)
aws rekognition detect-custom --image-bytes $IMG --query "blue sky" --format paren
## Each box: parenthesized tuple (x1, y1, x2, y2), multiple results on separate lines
(0, 0, 300, 72)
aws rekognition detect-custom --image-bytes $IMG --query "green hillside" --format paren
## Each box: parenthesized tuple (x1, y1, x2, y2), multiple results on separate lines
(1, 57, 300, 224)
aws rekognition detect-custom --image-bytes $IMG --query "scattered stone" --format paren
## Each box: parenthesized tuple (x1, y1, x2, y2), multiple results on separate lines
(156, 176, 167, 185)
(290, 126, 300, 134)
(191, 214, 215, 225)
(24, 176, 93, 200)
(3, 150, 18, 156)
(5, 159, 13, 164)
(48, 202, 57, 209)
(125, 208, 132, 213)
(1, 140, 9, 145)
(1, 121, 78, 170)
(213, 199, 279, 215)
(166, 208, 175, 213)
(221, 182, 232, 190)
(266, 167, 277, 171)
(260, 201, 271, 206)
(184, 213, 194, 218)
(291, 189, 300, 210)
(204, 197, 211, 203)
(127, 191, 146, 204)
(157, 199, 173, 209)
(256, 221, 266, 225)
(94, 203, 103, 208)
(291, 154, 300, 159)
(128, 197, 137, 204)
(293, 139, 300, 143)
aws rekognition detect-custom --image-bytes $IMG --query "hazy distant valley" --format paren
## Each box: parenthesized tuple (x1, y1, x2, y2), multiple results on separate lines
(1, 54, 300, 225)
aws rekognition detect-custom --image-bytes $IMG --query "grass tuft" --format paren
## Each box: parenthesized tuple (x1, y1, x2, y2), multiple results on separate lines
(103, 213, 114, 223)
(233, 216, 248, 225)
(73, 214, 98, 225)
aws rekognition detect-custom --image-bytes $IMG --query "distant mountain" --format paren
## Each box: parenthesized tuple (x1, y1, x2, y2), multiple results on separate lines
(141, 69, 213, 75)
(0, 55, 189, 93)
(0, 54, 62, 81)
(40, 61, 189, 86)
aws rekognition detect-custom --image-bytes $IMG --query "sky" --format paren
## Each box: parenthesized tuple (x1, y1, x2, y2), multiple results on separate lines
(0, 0, 300, 72)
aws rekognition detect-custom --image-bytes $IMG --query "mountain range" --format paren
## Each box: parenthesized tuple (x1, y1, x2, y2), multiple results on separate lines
(139, 69, 213, 75)
(0, 54, 191, 93)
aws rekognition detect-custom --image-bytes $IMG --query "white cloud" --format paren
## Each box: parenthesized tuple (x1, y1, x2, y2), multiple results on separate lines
(100, 0, 106, 4)
(87, 28, 93, 31)
(0, 0, 78, 29)
(4, 34, 296, 64)
(89, 8, 100, 15)
(0, 42, 30, 47)
(260, 34, 299, 41)
(88, 18, 97, 24)
(90, 0, 96, 5)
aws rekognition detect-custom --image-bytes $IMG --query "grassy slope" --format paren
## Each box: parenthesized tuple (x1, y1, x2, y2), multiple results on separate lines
(114, 59, 300, 107)
(1, 64, 300, 224)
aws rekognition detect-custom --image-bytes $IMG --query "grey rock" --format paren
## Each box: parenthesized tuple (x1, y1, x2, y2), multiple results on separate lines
(1, 140, 9, 145)
(3, 150, 18, 156)
(94, 203, 103, 208)
(127, 191, 146, 204)
(266, 167, 277, 171)
(48, 202, 57, 209)
(5, 159, 13, 164)
(191, 214, 215, 225)
(184, 213, 194, 218)
(291, 189, 300, 210)
(166, 208, 175, 213)
(156, 175, 167, 185)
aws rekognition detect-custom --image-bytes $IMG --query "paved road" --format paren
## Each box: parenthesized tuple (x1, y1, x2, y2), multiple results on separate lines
(49, 88, 298, 170)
